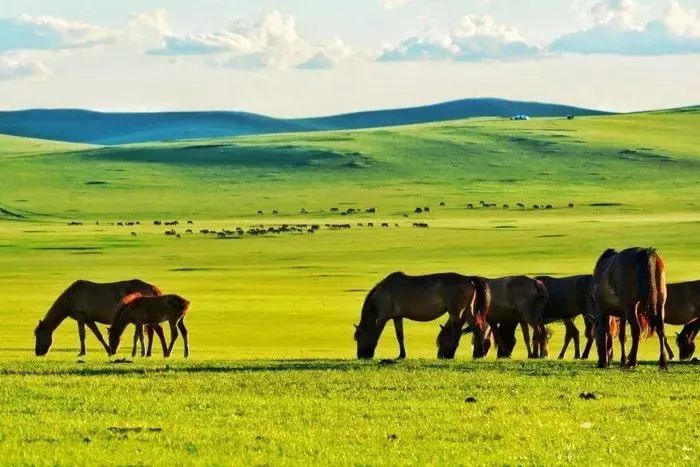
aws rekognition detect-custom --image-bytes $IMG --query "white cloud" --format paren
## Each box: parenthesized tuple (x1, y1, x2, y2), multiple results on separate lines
(127, 10, 172, 45)
(0, 14, 118, 52)
(148, 10, 352, 69)
(550, 0, 700, 55)
(377, 15, 540, 62)
(379, 0, 414, 10)
(0, 55, 50, 81)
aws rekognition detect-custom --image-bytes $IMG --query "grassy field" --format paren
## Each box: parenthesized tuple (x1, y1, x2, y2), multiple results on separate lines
(0, 109, 699, 464)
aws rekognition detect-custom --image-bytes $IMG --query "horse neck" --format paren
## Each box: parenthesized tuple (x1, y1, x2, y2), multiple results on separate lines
(111, 309, 132, 338)
(41, 292, 71, 332)
(358, 295, 378, 330)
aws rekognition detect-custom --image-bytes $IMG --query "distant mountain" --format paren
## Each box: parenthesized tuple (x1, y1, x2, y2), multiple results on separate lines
(296, 98, 611, 131)
(0, 98, 611, 145)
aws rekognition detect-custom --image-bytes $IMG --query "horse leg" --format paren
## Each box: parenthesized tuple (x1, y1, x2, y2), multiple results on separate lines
(571, 319, 581, 359)
(393, 318, 406, 359)
(137, 325, 145, 357)
(85, 321, 111, 355)
(153, 324, 167, 357)
(664, 336, 675, 361)
(581, 319, 594, 359)
(595, 314, 610, 368)
(656, 315, 668, 370)
(76, 317, 87, 357)
(626, 305, 641, 368)
(539, 325, 549, 358)
(520, 322, 535, 358)
(132, 325, 138, 357)
(177, 320, 189, 358)
(618, 316, 627, 367)
(559, 322, 572, 359)
(145, 326, 154, 357)
(166, 319, 179, 357)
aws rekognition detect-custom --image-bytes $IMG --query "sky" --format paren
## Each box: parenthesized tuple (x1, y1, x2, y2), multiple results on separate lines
(0, 0, 699, 116)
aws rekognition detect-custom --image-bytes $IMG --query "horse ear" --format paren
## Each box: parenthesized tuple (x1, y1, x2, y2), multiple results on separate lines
(353, 324, 358, 330)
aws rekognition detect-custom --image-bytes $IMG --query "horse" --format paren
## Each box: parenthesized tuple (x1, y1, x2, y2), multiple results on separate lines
(591, 247, 667, 369)
(447, 276, 548, 358)
(108, 293, 191, 358)
(664, 280, 700, 359)
(34, 279, 167, 357)
(536, 275, 594, 359)
(353, 272, 491, 360)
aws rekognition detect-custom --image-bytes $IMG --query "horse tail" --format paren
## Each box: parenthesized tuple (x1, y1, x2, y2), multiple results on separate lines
(608, 316, 619, 338)
(533, 279, 549, 321)
(470, 276, 491, 328)
(636, 248, 658, 338)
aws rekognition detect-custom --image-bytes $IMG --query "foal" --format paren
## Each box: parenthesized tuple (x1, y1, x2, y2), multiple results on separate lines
(109, 293, 191, 358)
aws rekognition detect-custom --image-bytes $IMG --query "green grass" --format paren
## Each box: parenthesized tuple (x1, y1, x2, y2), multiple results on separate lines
(0, 110, 699, 464)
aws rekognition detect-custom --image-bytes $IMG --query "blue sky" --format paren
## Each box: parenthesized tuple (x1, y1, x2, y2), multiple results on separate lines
(0, 0, 698, 115)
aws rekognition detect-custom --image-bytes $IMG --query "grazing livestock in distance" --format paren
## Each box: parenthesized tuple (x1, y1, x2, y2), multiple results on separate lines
(34, 280, 167, 357)
(517, 203, 525, 208)
(354, 273, 491, 360)
(467, 204, 474, 209)
(109, 293, 190, 358)
(591, 247, 668, 369)
(414, 207, 423, 214)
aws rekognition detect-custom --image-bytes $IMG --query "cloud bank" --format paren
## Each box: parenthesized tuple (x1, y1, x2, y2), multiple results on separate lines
(377, 15, 540, 62)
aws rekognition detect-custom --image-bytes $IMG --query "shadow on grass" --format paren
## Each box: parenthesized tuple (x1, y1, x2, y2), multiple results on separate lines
(0, 357, 696, 377)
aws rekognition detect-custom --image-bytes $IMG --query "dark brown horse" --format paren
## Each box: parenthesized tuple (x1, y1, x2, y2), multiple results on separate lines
(592, 247, 667, 369)
(444, 276, 548, 358)
(34, 279, 167, 356)
(109, 293, 191, 358)
(486, 275, 594, 359)
(536, 275, 594, 359)
(353, 272, 491, 360)
(667, 281, 700, 359)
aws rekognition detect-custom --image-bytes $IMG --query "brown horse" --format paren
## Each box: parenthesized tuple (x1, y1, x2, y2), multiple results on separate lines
(353, 272, 491, 360)
(446, 276, 548, 358)
(592, 247, 667, 369)
(536, 275, 594, 359)
(109, 293, 191, 358)
(666, 281, 700, 359)
(34, 279, 167, 357)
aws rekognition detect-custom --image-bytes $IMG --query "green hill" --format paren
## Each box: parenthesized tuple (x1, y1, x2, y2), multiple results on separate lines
(0, 111, 696, 219)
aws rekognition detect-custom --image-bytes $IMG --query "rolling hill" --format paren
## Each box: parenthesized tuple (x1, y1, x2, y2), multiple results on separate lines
(0, 98, 609, 145)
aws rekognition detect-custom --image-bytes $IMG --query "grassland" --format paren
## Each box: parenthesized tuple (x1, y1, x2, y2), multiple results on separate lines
(0, 109, 699, 464)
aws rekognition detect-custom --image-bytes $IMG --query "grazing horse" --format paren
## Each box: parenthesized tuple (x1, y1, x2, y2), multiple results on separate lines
(666, 281, 700, 360)
(450, 276, 548, 358)
(536, 275, 594, 359)
(34, 279, 167, 357)
(353, 272, 491, 360)
(591, 247, 667, 369)
(109, 293, 191, 358)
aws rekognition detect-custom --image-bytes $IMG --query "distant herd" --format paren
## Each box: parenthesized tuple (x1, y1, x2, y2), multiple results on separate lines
(33, 246, 699, 370)
(65, 200, 580, 239)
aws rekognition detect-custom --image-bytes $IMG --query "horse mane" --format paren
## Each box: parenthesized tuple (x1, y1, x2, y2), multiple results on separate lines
(37, 282, 76, 331)
(357, 280, 382, 330)
(121, 292, 144, 305)
(594, 248, 617, 276)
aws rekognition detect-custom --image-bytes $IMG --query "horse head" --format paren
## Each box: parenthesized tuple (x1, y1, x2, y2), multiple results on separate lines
(354, 324, 377, 359)
(436, 322, 464, 359)
(677, 330, 698, 360)
(34, 320, 52, 356)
